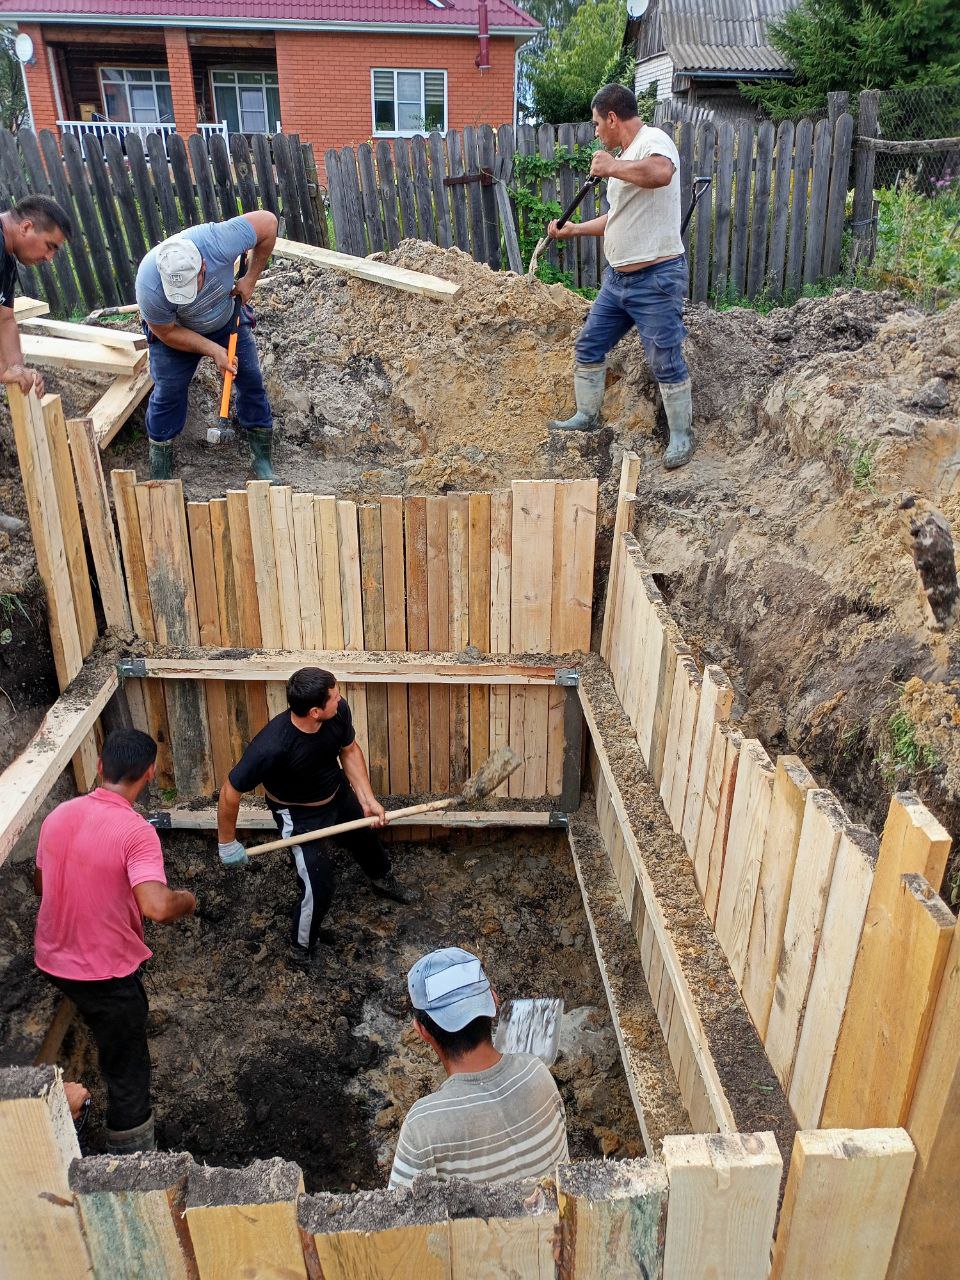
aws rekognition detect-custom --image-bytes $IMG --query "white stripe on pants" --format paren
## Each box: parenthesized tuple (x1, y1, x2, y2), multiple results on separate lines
(280, 807, 314, 948)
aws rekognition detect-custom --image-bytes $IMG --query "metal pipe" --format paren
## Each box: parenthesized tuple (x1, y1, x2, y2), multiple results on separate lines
(476, 0, 491, 70)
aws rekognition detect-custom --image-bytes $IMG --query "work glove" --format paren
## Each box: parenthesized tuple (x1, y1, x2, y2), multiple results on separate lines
(218, 839, 248, 867)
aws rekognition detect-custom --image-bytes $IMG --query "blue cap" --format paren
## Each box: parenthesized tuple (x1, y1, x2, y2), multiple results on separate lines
(407, 947, 497, 1032)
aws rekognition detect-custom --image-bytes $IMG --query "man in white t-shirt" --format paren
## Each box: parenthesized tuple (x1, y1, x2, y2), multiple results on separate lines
(548, 83, 694, 469)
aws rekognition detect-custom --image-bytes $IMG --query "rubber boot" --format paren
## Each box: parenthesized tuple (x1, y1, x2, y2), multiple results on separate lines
(105, 1111, 155, 1155)
(246, 428, 277, 482)
(148, 440, 173, 480)
(660, 378, 695, 470)
(548, 363, 606, 432)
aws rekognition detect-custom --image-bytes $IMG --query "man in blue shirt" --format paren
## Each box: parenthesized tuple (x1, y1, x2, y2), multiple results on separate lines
(135, 211, 278, 480)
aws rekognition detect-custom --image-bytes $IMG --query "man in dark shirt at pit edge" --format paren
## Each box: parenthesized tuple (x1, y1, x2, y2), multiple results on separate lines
(216, 667, 415, 962)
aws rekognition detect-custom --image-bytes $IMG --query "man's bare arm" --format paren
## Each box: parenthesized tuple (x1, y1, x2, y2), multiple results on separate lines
(217, 778, 243, 843)
(591, 150, 675, 189)
(0, 306, 43, 395)
(234, 211, 278, 304)
(550, 213, 608, 240)
(339, 740, 386, 826)
(133, 880, 196, 923)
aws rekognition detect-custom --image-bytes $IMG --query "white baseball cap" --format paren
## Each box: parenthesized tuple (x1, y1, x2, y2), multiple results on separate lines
(156, 235, 202, 304)
(408, 947, 496, 1032)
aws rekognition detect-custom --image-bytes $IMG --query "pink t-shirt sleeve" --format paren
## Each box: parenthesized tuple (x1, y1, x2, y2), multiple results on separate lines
(125, 824, 167, 889)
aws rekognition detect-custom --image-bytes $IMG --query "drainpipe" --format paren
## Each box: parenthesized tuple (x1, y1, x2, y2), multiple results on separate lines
(476, 0, 491, 70)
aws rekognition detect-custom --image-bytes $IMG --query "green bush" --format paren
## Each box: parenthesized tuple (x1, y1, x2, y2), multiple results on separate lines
(859, 175, 960, 301)
(526, 0, 635, 125)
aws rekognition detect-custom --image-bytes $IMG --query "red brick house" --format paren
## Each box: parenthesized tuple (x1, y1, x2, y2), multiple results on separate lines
(1, 0, 539, 165)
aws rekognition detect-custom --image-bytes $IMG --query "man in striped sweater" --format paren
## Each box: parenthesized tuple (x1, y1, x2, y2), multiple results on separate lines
(389, 948, 569, 1189)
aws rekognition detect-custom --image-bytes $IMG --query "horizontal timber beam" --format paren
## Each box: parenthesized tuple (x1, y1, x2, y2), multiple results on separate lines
(147, 804, 565, 831)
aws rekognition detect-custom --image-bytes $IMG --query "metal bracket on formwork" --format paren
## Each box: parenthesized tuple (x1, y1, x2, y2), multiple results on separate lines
(554, 668, 580, 687)
(548, 812, 569, 829)
(116, 657, 147, 679)
(146, 813, 172, 830)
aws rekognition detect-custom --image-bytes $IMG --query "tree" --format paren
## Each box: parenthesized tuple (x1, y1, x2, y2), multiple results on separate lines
(0, 28, 28, 131)
(525, 0, 636, 125)
(742, 0, 960, 121)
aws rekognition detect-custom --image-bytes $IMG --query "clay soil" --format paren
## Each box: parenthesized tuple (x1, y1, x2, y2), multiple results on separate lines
(0, 826, 645, 1191)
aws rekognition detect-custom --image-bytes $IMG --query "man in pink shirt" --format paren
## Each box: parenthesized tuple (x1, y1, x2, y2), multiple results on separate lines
(34, 729, 196, 1153)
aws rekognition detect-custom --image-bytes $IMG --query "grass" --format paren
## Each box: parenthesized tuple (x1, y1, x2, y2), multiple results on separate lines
(711, 276, 845, 315)
(879, 707, 938, 785)
(835, 432, 880, 493)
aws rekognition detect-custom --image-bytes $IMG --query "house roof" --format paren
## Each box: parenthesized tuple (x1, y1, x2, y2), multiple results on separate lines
(0, 0, 540, 34)
(654, 0, 796, 75)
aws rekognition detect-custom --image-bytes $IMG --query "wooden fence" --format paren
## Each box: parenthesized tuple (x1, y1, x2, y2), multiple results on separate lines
(600, 452, 958, 1276)
(109, 474, 597, 803)
(325, 112, 857, 301)
(0, 126, 327, 318)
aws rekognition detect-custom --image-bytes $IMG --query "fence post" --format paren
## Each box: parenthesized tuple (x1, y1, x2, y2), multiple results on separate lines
(852, 89, 880, 267)
(826, 91, 849, 131)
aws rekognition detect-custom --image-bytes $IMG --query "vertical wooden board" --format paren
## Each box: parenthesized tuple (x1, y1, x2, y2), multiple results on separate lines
(681, 665, 734, 859)
(823, 113, 854, 277)
(785, 118, 814, 295)
(770, 1129, 915, 1280)
(187, 1201, 307, 1280)
(510, 481, 555, 797)
(336, 500, 364, 652)
(649, 629, 686, 794)
(600, 454, 641, 662)
(426, 496, 450, 792)
(822, 794, 951, 1128)
(635, 585, 667, 767)
(887, 924, 960, 1280)
(741, 756, 818, 1039)
(186, 502, 233, 789)
(704, 729, 741, 923)
(765, 789, 847, 1090)
(65, 414, 131, 630)
(447, 494, 470, 788)
(713, 740, 775, 983)
(292, 491, 323, 649)
(468, 493, 491, 774)
(489, 490, 512, 795)
(380, 495, 410, 795)
(658, 656, 691, 815)
(75, 1180, 196, 1280)
(710, 122, 735, 298)
(209, 498, 249, 766)
(136, 481, 213, 798)
(745, 121, 775, 300)
(247, 481, 283, 648)
(111, 468, 173, 785)
(449, 1212, 556, 1278)
(766, 120, 795, 297)
(557, 1159, 667, 1280)
(803, 119, 833, 286)
(270, 486, 303, 649)
(404, 496, 430, 793)
(662, 1132, 781, 1280)
(789, 823, 878, 1128)
(691, 125, 716, 303)
(0, 1078, 88, 1280)
(358, 503, 389, 795)
(664, 661, 702, 833)
(226, 489, 270, 737)
(729, 124, 754, 298)
(311, 1221, 450, 1280)
(312, 496, 343, 650)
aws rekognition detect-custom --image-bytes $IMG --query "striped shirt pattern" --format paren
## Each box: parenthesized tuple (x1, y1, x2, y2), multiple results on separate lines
(389, 1053, 569, 1189)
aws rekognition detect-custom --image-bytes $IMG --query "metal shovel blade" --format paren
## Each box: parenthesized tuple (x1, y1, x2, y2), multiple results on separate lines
(494, 997, 564, 1066)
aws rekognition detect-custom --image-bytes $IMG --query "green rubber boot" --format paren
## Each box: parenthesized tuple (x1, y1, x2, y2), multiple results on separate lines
(148, 440, 173, 480)
(246, 428, 277, 483)
(660, 379, 695, 470)
(105, 1112, 155, 1154)
(548, 363, 606, 432)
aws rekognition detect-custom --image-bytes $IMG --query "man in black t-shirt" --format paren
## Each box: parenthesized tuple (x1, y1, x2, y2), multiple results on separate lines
(216, 666, 415, 961)
(1, 196, 73, 397)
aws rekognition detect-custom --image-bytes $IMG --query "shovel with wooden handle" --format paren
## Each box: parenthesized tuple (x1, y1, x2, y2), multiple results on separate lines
(245, 745, 522, 858)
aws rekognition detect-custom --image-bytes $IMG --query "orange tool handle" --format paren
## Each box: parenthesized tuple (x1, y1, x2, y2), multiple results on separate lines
(219, 327, 239, 419)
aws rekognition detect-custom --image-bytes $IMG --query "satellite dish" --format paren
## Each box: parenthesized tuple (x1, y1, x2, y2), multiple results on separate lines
(627, 0, 649, 14)
(14, 32, 35, 64)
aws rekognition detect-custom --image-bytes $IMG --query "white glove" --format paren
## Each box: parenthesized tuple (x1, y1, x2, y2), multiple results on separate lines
(218, 839, 248, 867)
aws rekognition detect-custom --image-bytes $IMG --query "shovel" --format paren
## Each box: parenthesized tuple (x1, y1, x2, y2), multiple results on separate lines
(245, 745, 522, 858)
(495, 997, 564, 1066)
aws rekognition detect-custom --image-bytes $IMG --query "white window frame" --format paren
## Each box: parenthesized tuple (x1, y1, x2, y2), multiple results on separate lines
(99, 66, 173, 124)
(370, 68, 448, 137)
(210, 68, 281, 134)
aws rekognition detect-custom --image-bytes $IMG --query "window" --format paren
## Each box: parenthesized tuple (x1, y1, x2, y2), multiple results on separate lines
(211, 71, 281, 134)
(100, 68, 173, 123)
(372, 69, 446, 135)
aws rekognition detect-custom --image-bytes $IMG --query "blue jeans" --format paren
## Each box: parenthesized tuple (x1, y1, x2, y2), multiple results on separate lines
(575, 255, 689, 384)
(144, 311, 272, 443)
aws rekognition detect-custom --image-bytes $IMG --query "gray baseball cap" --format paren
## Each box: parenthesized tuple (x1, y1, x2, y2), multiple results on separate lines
(156, 235, 202, 304)
(408, 947, 496, 1032)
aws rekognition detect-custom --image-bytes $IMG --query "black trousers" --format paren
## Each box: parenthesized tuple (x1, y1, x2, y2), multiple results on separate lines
(268, 778, 390, 950)
(41, 968, 151, 1130)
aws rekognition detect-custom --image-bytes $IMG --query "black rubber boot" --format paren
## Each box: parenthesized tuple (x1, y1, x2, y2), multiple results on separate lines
(148, 440, 173, 480)
(548, 363, 606, 431)
(105, 1112, 155, 1154)
(369, 873, 418, 905)
(660, 379, 695, 470)
(246, 428, 277, 482)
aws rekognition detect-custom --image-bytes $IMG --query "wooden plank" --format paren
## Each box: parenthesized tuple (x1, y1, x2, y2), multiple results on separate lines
(208, 132, 242, 224)
(315, 497, 345, 650)
(305, 1199, 450, 1280)
(663, 659, 702, 833)
(468, 492, 491, 775)
(187, 502, 233, 790)
(12, 295, 49, 320)
(740, 755, 817, 1037)
(449, 1204, 556, 1279)
(634, 575, 667, 766)
(373, 140, 403, 249)
(20, 334, 143, 377)
(0, 664, 118, 868)
(445, 130, 472, 252)
(229, 132, 261, 216)
(785, 118, 814, 295)
(111, 468, 173, 785)
(678, 121, 694, 261)
(292, 491, 323, 649)
(710, 122, 735, 297)
(601, 462, 642, 661)
(765, 789, 846, 1089)
(692, 124, 716, 302)
(250, 134, 280, 220)
(19, 317, 146, 351)
(358, 503, 390, 794)
(380, 495, 410, 796)
(393, 137, 419, 241)
(463, 126, 488, 263)
(478, 125, 500, 270)
(489, 489, 512, 795)
(822, 793, 951, 1127)
(447, 494, 470, 787)
(81, 131, 136, 299)
(692, 723, 739, 909)
(789, 822, 878, 1128)
(823, 113, 854, 277)
(209, 498, 249, 768)
(729, 123, 754, 298)
(333, 146, 365, 256)
(510, 480, 555, 797)
(337, 500, 367, 754)
(766, 120, 795, 298)
(102, 133, 149, 264)
(0, 1068, 88, 1279)
(146, 133, 182, 237)
(356, 143, 386, 254)
(226, 489, 270, 737)
(60, 132, 120, 307)
(803, 119, 832, 286)
(269, 486, 303, 649)
(713, 740, 775, 983)
(887, 924, 960, 1279)
(426, 496, 450, 792)
(89, 367, 153, 449)
(135, 480, 213, 798)
(403, 496, 430, 793)
(745, 121, 775, 300)
(662, 1132, 781, 1280)
(136, 653, 560, 684)
(770, 1129, 915, 1280)
(247, 481, 283, 650)
(187, 133, 220, 224)
(274, 238, 461, 300)
(27, 131, 90, 312)
(681, 665, 734, 859)
(185, 1161, 307, 1280)
(410, 135, 439, 246)
(555, 1162, 670, 1280)
(42, 396, 97, 656)
(427, 131, 453, 250)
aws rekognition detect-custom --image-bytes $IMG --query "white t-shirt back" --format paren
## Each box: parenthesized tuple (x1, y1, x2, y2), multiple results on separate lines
(603, 125, 684, 268)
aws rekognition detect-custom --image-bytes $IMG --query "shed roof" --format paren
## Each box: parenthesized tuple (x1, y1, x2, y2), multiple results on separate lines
(657, 0, 796, 75)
